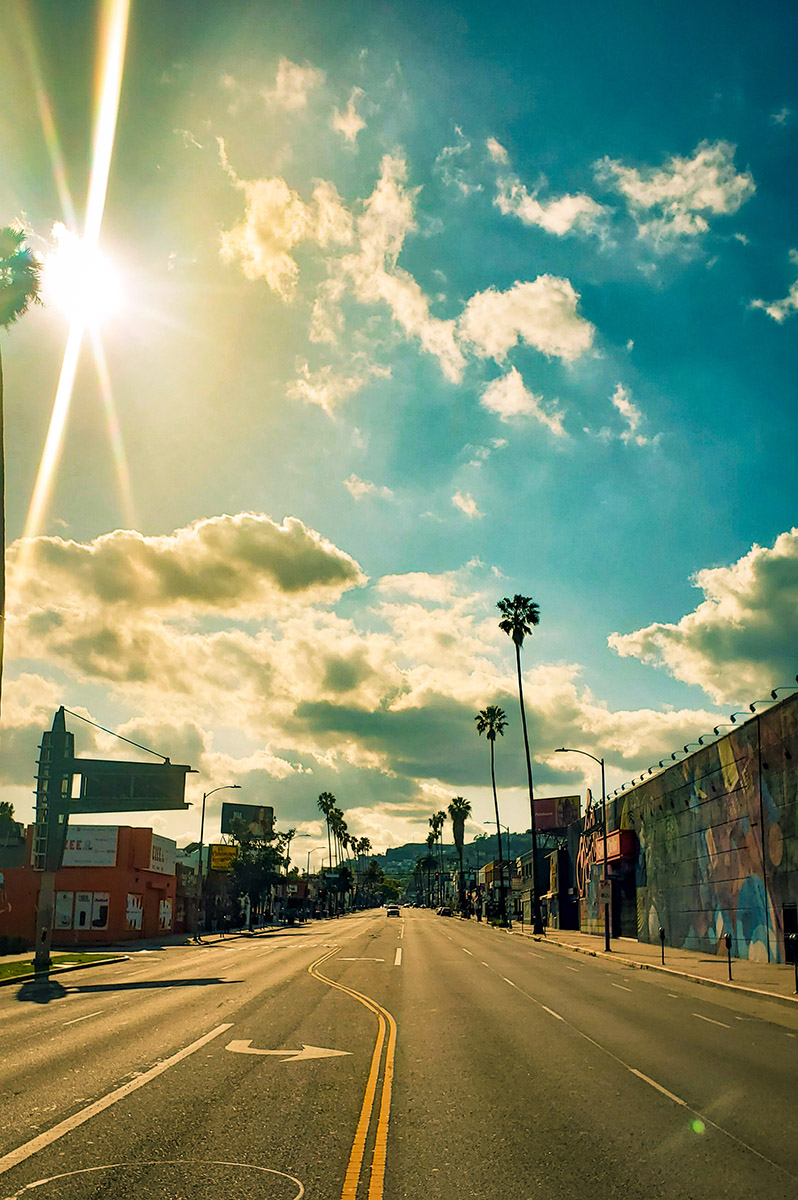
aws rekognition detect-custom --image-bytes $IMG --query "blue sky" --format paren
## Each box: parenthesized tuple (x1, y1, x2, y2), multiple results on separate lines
(1, 0, 796, 850)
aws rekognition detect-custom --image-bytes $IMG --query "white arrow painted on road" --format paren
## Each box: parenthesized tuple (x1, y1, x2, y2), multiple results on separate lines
(225, 1040, 351, 1062)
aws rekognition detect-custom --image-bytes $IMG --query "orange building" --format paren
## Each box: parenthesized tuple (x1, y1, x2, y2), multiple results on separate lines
(0, 824, 178, 946)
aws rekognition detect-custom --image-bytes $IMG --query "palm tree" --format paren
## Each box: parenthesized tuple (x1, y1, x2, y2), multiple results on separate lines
(475, 704, 508, 922)
(317, 792, 336, 872)
(0, 225, 41, 718)
(497, 594, 544, 933)
(425, 831, 436, 904)
(448, 796, 472, 913)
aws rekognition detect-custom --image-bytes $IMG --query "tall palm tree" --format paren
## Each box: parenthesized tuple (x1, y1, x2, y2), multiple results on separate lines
(317, 791, 336, 872)
(475, 704, 508, 921)
(448, 796, 472, 912)
(497, 594, 544, 933)
(0, 225, 41, 719)
(425, 831, 436, 904)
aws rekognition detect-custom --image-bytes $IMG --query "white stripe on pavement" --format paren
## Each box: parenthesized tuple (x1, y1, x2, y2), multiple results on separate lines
(629, 1069, 686, 1107)
(692, 1012, 731, 1029)
(0, 1023, 233, 1177)
(394, 948, 402, 966)
(541, 1005, 564, 1021)
(462, 948, 473, 956)
(611, 983, 632, 992)
(62, 1010, 104, 1027)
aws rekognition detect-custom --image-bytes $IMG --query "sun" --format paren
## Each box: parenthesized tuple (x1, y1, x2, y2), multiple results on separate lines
(41, 221, 124, 326)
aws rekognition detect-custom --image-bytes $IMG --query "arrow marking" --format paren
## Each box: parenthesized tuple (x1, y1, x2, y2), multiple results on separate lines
(225, 1040, 351, 1062)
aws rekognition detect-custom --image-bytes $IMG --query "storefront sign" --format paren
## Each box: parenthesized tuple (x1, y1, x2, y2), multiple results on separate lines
(209, 844, 237, 872)
(61, 825, 118, 867)
(149, 834, 177, 875)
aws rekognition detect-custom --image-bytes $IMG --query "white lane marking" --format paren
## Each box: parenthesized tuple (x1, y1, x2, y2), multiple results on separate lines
(611, 983, 632, 992)
(566, 966, 580, 973)
(526, 951, 543, 959)
(462, 948, 473, 956)
(0, 1023, 233, 1177)
(503, 977, 517, 988)
(629, 1068, 686, 1107)
(399, 922, 405, 939)
(62, 1010, 104, 1027)
(667, 993, 679, 998)
(692, 1012, 731, 1029)
(394, 948, 402, 966)
(481, 961, 489, 967)
(541, 1005, 564, 1022)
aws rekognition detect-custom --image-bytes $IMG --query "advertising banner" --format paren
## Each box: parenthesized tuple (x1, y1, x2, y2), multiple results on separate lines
(91, 891, 110, 929)
(221, 802, 274, 838)
(55, 891, 74, 930)
(126, 893, 143, 931)
(62, 826, 119, 867)
(158, 898, 173, 931)
(149, 833, 177, 875)
(209, 844, 237, 872)
(73, 891, 93, 930)
(534, 795, 581, 831)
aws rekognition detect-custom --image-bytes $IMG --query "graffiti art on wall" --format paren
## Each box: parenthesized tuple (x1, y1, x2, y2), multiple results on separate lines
(607, 695, 797, 963)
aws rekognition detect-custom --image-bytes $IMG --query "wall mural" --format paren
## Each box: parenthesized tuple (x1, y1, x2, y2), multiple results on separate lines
(602, 695, 797, 963)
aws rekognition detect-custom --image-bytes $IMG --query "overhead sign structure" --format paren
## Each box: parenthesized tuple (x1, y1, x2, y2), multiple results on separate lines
(220, 802, 274, 839)
(72, 759, 192, 813)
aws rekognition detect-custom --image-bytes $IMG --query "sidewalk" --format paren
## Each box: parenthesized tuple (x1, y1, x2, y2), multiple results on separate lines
(509, 924, 798, 1006)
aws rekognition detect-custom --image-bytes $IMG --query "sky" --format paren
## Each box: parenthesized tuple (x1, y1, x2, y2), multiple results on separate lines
(1, 0, 796, 855)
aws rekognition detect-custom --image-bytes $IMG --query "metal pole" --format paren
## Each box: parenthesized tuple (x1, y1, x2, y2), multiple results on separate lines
(601, 757, 610, 953)
(195, 790, 207, 941)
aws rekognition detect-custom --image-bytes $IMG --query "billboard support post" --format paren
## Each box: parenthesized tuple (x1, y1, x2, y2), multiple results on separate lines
(195, 784, 240, 941)
(33, 708, 73, 973)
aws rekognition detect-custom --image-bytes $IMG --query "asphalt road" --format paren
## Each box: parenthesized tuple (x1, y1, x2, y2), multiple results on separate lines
(1, 910, 797, 1199)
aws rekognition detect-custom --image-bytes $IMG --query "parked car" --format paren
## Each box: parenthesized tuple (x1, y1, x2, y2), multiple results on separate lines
(438, 906, 452, 917)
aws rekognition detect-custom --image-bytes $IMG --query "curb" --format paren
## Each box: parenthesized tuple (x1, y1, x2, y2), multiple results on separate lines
(513, 930, 798, 1009)
(0, 955, 129, 988)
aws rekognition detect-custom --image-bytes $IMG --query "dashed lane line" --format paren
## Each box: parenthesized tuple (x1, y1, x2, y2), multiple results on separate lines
(503, 977, 517, 988)
(692, 1012, 731, 1029)
(630, 1069, 686, 1106)
(611, 983, 632, 992)
(541, 1005, 564, 1022)
(462, 948, 473, 956)
(394, 948, 402, 966)
(62, 1010, 104, 1027)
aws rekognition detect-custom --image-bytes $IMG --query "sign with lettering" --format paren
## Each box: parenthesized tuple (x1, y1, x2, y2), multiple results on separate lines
(61, 825, 119, 867)
(149, 833, 177, 875)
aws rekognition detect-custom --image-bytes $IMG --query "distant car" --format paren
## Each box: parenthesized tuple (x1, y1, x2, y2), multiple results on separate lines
(438, 906, 452, 917)
(386, 905, 401, 917)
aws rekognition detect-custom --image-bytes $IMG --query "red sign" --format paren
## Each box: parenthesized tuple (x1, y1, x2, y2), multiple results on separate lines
(604, 830, 637, 861)
(534, 795, 580, 830)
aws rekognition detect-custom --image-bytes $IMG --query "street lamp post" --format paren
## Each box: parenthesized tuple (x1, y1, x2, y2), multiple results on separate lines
(556, 748, 610, 953)
(195, 783, 240, 941)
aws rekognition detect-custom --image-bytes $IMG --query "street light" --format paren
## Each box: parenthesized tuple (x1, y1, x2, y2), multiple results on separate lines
(195, 783, 240, 940)
(306, 845, 325, 875)
(555, 747, 610, 953)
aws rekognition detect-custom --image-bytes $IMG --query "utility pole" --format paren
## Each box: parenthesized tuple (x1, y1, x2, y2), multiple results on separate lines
(32, 708, 73, 973)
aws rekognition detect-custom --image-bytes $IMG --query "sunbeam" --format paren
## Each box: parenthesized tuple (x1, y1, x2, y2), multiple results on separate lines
(20, 0, 130, 552)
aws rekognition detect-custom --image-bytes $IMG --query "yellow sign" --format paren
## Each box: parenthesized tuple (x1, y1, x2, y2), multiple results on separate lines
(210, 844, 237, 872)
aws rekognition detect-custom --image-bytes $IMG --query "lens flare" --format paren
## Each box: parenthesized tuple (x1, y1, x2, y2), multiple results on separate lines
(21, 0, 131, 551)
(41, 223, 124, 325)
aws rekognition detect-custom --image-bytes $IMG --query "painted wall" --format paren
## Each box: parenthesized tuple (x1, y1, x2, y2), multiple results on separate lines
(606, 694, 797, 963)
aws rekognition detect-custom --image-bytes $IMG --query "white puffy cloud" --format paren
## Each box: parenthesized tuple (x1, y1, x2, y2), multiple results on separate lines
(288, 360, 390, 415)
(218, 142, 352, 299)
(751, 250, 798, 323)
(452, 491, 483, 519)
(608, 529, 798, 703)
(344, 475, 394, 500)
(495, 176, 606, 236)
(9, 513, 365, 620)
(486, 137, 509, 164)
(459, 277, 595, 363)
(332, 88, 366, 143)
(340, 154, 466, 382)
(264, 58, 325, 111)
(480, 367, 566, 435)
(596, 140, 755, 244)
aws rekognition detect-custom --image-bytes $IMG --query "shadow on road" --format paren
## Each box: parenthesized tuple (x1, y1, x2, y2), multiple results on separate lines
(16, 977, 236, 1004)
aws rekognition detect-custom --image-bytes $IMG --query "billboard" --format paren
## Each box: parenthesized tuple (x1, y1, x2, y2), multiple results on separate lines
(149, 833, 177, 875)
(61, 825, 119, 867)
(534, 795, 581, 831)
(221, 803, 274, 839)
(210, 844, 237, 872)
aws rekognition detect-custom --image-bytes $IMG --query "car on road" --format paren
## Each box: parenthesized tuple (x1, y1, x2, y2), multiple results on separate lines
(386, 905, 401, 917)
(437, 906, 452, 916)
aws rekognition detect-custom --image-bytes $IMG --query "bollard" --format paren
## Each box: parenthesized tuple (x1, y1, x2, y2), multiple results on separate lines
(659, 925, 665, 965)
(787, 933, 798, 995)
(724, 932, 733, 981)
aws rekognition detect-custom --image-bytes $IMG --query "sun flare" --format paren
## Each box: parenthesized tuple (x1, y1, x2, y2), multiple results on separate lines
(41, 221, 124, 326)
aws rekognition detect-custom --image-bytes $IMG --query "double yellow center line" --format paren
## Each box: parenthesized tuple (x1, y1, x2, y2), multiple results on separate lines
(308, 948, 397, 1200)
